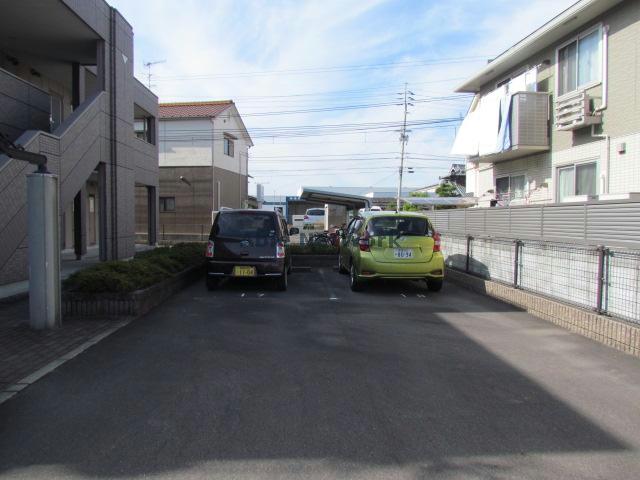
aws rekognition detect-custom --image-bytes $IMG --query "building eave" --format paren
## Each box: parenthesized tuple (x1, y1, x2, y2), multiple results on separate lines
(454, 0, 623, 93)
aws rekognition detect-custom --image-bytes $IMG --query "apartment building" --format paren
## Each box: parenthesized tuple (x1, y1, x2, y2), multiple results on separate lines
(0, 0, 159, 286)
(145, 101, 252, 241)
(452, 0, 639, 207)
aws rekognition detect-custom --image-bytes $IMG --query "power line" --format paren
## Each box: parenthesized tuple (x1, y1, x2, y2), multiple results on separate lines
(157, 77, 470, 101)
(153, 56, 491, 81)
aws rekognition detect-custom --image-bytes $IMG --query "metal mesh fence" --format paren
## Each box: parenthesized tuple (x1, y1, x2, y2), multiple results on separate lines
(470, 237, 515, 283)
(518, 242, 600, 310)
(441, 234, 467, 271)
(605, 250, 640, 323)
(440, 232, 640, 324)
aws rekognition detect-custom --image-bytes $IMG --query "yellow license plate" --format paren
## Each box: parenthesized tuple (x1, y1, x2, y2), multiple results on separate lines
(233, 266, 257, 277)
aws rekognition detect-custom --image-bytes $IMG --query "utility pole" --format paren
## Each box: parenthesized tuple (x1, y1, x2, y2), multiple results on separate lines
(396, 83, 414, 211)
(143, 60, 166, 89)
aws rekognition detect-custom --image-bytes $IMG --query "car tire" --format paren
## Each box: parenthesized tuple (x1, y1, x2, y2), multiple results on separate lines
(426, 278, 443, 292)
(276, 267, 288, 291)
(338, 255, 348, 274)
(206, 278, 219, 291)
(349, 262, 363, 292)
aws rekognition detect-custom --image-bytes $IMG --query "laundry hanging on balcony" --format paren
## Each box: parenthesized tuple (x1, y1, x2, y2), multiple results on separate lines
(451, 67, 537, 157)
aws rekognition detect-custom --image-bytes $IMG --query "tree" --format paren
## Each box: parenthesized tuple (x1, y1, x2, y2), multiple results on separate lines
(435, 182, 458, 197)
(401, 202, 420, 211)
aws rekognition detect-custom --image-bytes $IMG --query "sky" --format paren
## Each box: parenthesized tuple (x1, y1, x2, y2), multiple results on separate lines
(109, 0, 577, 197)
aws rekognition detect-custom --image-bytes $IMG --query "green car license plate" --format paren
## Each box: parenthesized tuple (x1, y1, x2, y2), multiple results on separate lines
(393, 248, 413, 259)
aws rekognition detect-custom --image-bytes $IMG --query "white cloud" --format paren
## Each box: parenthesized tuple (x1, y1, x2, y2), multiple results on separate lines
(110, 0, 576, 195)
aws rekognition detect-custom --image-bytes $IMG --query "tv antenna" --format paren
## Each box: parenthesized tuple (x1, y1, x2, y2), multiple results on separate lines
(143, 60, 166, 89)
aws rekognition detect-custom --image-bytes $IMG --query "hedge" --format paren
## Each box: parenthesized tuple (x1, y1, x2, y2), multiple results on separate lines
(63, 243, 205, 294)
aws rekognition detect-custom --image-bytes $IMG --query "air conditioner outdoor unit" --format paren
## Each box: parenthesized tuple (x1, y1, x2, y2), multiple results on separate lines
(555, 90, 601, 131)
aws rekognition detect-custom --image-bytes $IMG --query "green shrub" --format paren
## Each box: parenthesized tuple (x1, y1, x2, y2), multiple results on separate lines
(63, 243, 206, 294)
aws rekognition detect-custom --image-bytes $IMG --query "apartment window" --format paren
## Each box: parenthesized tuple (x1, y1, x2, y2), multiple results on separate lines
(134, 117, 155, 144)
(557, 25, 602, 96)
(496, 174, 526, 202)
(557, 162, 597, 202)
(159, 196, 176, 212)
(134, 103, 155, 144)
(223, 136, 235, 157)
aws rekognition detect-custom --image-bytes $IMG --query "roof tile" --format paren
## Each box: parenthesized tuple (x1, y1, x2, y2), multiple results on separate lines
(159, 101, 233, 119)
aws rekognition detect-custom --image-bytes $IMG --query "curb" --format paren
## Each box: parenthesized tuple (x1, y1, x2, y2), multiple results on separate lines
(0, 320, 129, 405)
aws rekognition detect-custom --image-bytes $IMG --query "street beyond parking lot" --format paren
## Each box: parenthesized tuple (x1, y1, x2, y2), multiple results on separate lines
(1, 270, 640, 479)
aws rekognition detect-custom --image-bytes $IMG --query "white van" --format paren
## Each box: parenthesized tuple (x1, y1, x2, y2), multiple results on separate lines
(303, 208, 325, 228)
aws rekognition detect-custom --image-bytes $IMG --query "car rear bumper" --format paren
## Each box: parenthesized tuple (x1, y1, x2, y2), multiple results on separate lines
(207, 259, 285, 277)
(357, 253, 445, 279)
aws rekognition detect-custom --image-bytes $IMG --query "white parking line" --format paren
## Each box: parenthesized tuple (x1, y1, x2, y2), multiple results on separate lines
(258, 293, 265, 298)
(400, 294, 407, 298)
(241, 293, 245, 298)
(417, 294, 426, 298)
(318, 268, 339, 301)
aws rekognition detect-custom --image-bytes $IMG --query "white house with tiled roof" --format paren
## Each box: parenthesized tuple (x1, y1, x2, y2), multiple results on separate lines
(140, 100, 253, 240)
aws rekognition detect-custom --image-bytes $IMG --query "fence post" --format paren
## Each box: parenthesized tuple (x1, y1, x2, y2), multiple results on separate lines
(200, 224, 204, 241)
(162, 223, 165, 241)
(513, 240, 522, 288)
(596, 245, 608, 314)
(465, 235, 473, 273)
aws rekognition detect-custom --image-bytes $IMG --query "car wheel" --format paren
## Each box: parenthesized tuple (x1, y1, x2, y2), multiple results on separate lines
(206, 278, 219, 291)
(349, 262, 363, 292)
(276, 267, 288, 291)
(338, 254, 348, 274)
(426, 278, 443, 292)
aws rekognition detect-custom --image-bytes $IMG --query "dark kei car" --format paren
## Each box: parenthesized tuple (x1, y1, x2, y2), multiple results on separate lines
(205, 209, 298, 291)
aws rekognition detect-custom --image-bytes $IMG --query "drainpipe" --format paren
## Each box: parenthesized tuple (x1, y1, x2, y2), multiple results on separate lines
(592, 24, 609, 195)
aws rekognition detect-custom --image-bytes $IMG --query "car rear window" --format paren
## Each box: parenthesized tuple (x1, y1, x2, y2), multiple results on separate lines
(307, 209, 324, 216)
(214, 212, 277, 238)
(367, 216, 430, 236)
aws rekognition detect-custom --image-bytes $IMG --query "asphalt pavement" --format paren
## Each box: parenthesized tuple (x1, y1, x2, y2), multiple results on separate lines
(1, 268, 640, 479)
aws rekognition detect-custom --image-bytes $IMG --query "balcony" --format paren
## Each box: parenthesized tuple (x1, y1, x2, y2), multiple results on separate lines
(476, 92, 550, 163)
(451, 89, 550, 164)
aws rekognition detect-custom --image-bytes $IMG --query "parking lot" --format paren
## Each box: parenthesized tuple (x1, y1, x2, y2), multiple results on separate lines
(2, 269, 640, 479)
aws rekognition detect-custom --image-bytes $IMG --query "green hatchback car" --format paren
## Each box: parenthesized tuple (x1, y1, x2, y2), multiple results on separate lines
(338, 212, 444, 292)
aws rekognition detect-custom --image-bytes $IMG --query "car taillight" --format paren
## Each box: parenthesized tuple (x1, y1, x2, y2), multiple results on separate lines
(358, 231, 370, 252)
(205, 240, 214, 258)
(276, 241, 286, 258)
(433, 232, 441, 252)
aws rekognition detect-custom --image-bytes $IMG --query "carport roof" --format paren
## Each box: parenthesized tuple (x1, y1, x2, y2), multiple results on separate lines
(298, 187, 371, 209)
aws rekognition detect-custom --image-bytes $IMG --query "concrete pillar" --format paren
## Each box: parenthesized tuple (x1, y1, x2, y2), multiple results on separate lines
(71, 62, 86, 109)
(73, 185, 87, 259)
(27, 173, 61, 330)
(147, 185, 158, 245)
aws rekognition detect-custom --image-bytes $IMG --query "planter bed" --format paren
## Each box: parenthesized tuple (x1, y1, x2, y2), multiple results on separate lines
(63, 265, 204, 319)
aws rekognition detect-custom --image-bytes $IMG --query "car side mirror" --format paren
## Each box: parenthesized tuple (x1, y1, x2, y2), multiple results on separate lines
(289, 227, 299, 235)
